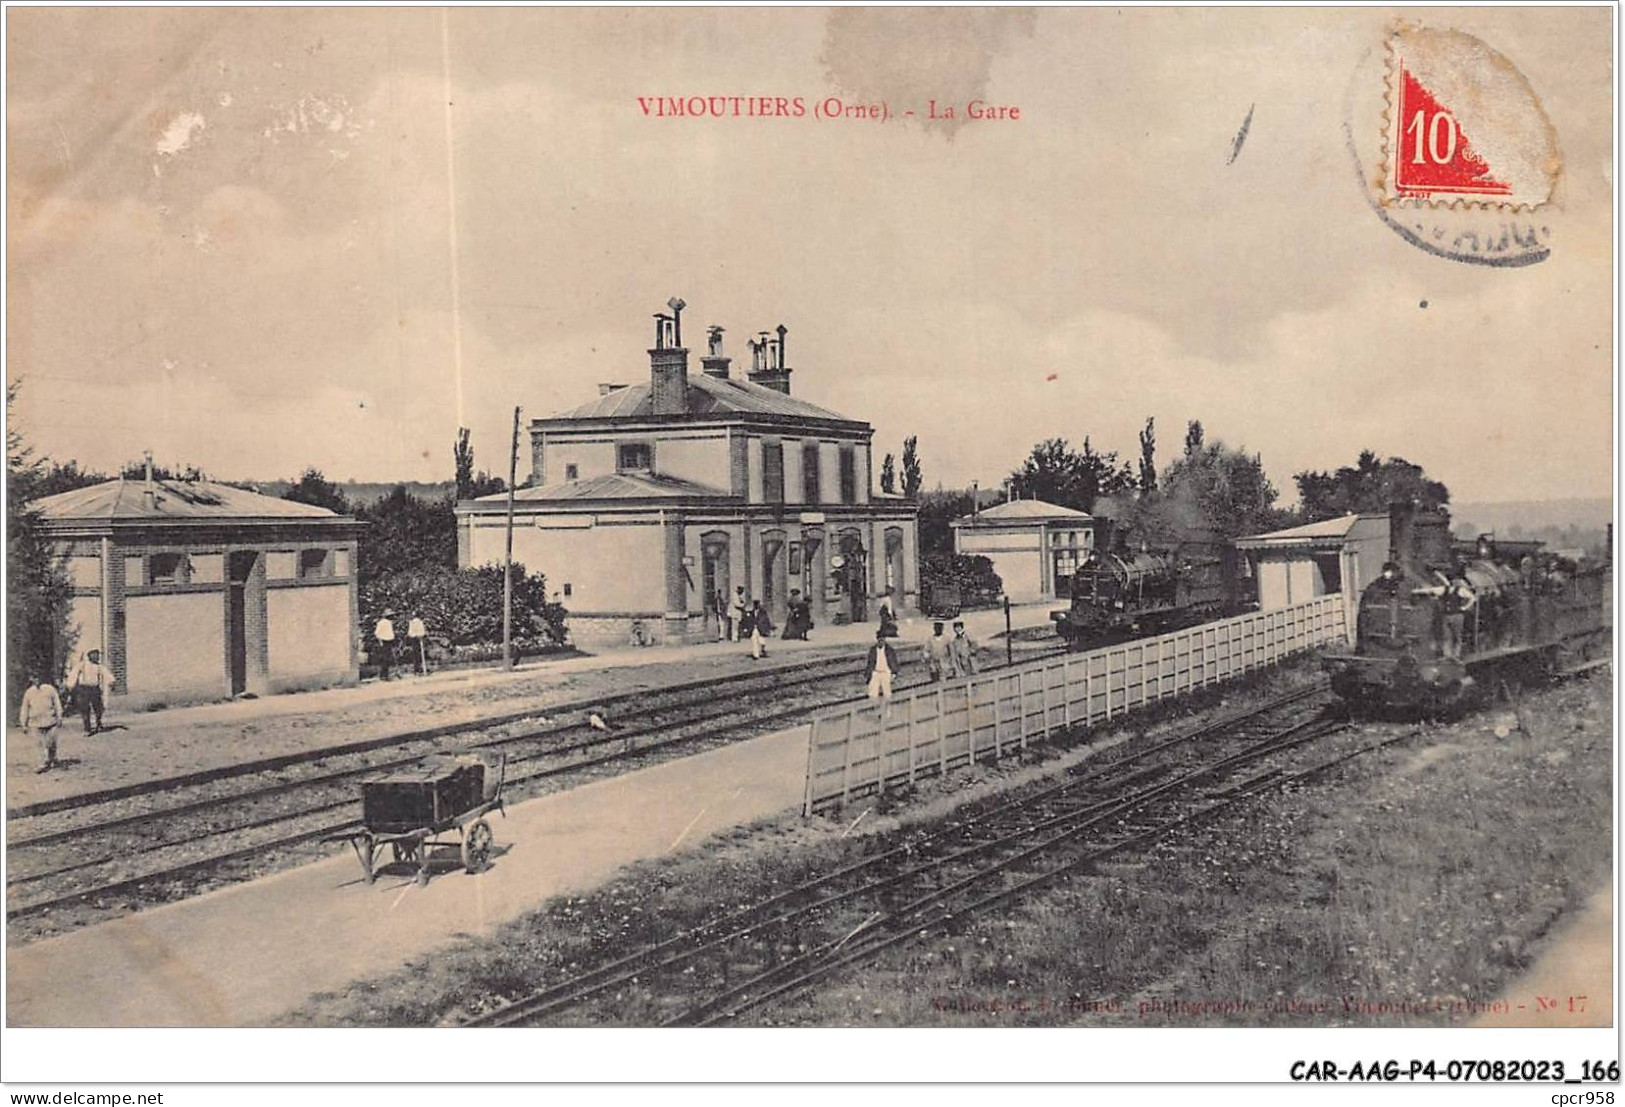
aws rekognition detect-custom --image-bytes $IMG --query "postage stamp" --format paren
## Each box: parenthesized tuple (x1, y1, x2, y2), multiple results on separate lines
(1381, 23, 1561, 210)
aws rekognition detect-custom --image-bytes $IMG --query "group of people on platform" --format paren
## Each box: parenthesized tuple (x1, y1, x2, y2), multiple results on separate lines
(17, 647, 114, 774)
(714, 585, 815, 659)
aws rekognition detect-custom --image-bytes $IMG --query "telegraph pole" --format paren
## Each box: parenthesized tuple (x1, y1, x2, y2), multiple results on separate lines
(503, 406, 521, 670)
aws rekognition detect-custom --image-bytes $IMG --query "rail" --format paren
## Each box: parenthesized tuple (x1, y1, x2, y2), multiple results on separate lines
(802, 594, 1348, 813)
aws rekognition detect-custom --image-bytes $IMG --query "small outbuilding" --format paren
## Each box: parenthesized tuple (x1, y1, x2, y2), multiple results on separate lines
(1233, 513, 1389, 640)
(31, 476, 363, 707)
(950, 498, 1094, 602)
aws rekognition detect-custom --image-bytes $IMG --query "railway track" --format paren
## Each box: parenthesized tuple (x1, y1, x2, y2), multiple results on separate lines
(6, 640, 1066, 929)
(461, 684, 1383, 1028)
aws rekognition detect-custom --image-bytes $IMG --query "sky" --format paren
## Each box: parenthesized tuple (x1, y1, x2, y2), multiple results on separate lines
(6, 7, 1614, 505)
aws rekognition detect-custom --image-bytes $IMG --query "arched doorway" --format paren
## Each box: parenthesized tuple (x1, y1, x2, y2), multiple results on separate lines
(884, 527, 906, 611)
(836, 528, 868, 623)
(700, 531, 731, 637)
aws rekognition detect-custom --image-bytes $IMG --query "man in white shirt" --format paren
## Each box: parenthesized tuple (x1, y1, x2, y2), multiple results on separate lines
(19, 672, 64, 773)
(67, 648, 112, 734)
(406, 615, 429, 675)
(865, 628, 898, 717)
(374, 611, 397, 681)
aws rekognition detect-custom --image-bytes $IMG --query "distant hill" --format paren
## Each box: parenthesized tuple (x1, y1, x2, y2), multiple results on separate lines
(1451, 498, 1612, 535)
(246, 480, 458, 507)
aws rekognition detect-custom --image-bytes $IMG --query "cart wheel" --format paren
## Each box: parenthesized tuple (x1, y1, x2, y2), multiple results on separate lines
(462, 819, 494, 874)
(391, 841, 419, 865)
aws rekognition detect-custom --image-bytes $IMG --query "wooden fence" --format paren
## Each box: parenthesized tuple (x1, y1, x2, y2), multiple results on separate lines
(802, 595, 1348, 814)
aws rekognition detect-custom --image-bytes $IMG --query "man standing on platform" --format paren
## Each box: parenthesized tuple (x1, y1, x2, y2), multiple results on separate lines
(926, 621, 950, 681)
(406, 614, 429, 675)
(948, 620, 979, 677)
(373, 610, 397, 681)
(67, 648, 112, 734)
(19, 671, 63, 773)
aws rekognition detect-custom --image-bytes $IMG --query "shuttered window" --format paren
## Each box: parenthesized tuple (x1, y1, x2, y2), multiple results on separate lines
(762, 441, 784, 504)
(803, 443, 821, 503)
(839, 446, 857, 504)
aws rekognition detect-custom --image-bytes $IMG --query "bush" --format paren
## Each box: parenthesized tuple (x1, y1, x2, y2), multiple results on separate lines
(920, 553, 1004, 609)
(359, 563, 568, 651)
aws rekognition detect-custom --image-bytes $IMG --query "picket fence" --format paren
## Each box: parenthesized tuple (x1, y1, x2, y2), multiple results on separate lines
(802, 594, 1348, 814)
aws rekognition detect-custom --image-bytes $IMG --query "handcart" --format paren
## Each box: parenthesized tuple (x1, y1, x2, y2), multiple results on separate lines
(330, 752, 506, 886)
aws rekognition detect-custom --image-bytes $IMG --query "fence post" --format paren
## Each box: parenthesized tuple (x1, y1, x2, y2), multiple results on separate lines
(1062, 657, 1074, 729)
(992, 677, 1004, 759)
(1083, 656, 1092, 726)
(906, 693, 918, 786)
(840, 706, 856, 805)
(937, 686, 948, 776)
(1018, 669, 1029, 750)
(802, 720, 817, 816)
(966, 681, 978, 765)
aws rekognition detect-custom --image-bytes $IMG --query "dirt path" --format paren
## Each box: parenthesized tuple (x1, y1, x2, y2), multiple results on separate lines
(1472, 879, 1613, 1028)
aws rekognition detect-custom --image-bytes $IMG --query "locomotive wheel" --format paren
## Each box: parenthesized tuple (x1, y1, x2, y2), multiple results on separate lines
(462, 819, 494, 874)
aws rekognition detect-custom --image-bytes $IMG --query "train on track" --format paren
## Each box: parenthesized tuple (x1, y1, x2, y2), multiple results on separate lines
(1051, 518, 1255, 650)
(1324, 504, 1611, 712)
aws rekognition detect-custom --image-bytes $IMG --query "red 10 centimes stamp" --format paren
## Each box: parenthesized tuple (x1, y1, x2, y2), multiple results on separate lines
(1382, 23, 1560, 210)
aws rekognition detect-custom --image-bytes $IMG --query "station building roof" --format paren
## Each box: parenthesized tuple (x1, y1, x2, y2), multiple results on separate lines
(951, 498, 1093, 528)
(549, 373, 857, 425)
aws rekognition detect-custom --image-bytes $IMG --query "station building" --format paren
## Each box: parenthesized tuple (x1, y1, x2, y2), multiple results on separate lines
(950, 498, 1095, 602)
(456, 301, 919, 646)
(31, 475, 363, 707)
(1234, 512, 1389, 640)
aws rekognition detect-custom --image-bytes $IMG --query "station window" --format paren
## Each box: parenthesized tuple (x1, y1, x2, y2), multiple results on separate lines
(299, 549, 330, 578)
(802, 443, 821, 503)
(838, 446, 856, 504)
(762, 441, 784, 504)
(616, 443, 652, 473)
(563, 582, 573, 597)
(148, 552, 187, 585)
(564, 463, 579, 481)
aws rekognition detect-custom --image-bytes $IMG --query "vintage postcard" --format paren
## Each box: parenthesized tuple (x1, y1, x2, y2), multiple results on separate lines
(3, 4, 1616, 1092)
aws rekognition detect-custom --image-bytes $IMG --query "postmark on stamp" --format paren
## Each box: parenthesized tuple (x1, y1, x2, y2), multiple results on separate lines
(1381, 23, 1560, 210)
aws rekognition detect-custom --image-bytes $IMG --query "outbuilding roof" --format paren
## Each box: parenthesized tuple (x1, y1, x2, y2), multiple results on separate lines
(951, 498, 1093, 527)
(551, 373, 857, 424)
(1233, 513, 1388, 549)
(30, 478, 348, 522)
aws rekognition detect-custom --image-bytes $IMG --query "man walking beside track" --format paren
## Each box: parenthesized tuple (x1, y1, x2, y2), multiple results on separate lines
(19, 671, 64, 773)
(948, 620, 979, 678)
(865, 628, 899, 717)
(67, 648, 112, 734)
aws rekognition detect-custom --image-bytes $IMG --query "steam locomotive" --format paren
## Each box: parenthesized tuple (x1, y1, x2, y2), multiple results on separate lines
(1051, 518, 1254, 650)
(1324, 504, 1611, 711)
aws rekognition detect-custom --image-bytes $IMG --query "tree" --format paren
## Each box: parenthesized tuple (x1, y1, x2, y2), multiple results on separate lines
(900, 436, 923, 501)
(356, 485, 458, 585)
(359, 562, 568, 657)
(119, 459, 208, 481)
(1137, 416, 1157, 495)
(1184, 419, 1205, 459)
(282, 467, 352, 515)
(1293, 450, 1450, 522)
(918, 488, 976, 557)
(1009, 436, 1133, 514)
(453, 426, 506, 500)
(879, 453, 896, 495)
(1154, 434, 1285, 541)
(7, 383, 77, 701)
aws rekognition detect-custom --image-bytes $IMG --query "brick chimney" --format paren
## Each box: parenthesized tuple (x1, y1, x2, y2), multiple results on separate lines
(747, 323, 792, 394)
(649, 296, 689, 415)
(701, 325, 732, 379)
